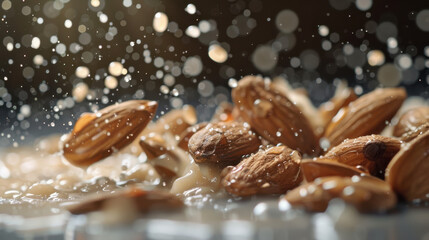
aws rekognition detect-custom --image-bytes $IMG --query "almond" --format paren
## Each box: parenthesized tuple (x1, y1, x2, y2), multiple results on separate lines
(177, 122, 208, 151)
(318, 82, 357, 128)
(211, 102, 235, 122)
(393, 106, 429, 137)
(144, 105, 197, 137)
(188, 121, 261, 165)
(282, 175, 397, 213)
(139, 133, 171, 160)
(63, 100, 158, 167)
(323, 88, 406, 148)
(67, 187, 183, 214)
(222, 146, 302, 196)
(385, 130, 429, 202)
(323, 135, 401, 178)
(301, 159, 367, 182)
(401, 123, 429, 143)
(232, 76, 319, 155)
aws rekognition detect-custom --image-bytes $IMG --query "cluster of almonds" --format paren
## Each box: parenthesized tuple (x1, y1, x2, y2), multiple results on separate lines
(62, 75, 429, 214)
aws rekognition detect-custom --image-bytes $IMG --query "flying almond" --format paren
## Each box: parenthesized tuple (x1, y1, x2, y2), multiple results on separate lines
(63, 100, 158, 167)
(323, 135, 401, 178)
(385, 131, 429, 202)
(323, 88, 406, 148)
(222, 145, 302, 196)
(232, 76, 319, 155)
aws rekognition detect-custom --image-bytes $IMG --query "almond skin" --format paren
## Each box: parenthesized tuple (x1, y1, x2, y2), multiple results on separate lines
(401, 123, 429, 143)
(385, 130, 429, 202)
(177, 122, 208, 151)
(63, 100, 158, 167)
(301, 159, 367, 182)
(188, 121, 261, 165)
(393, 106, 429, 137)
(282, 175, 397, 213)
(232, 76, 319, 155)
(67, 187, 183, 214)
(222, 146, 302, 196)
(323, 135, 401, 178)
(323, 88, 406, 148)
(139, 133, 171, 160)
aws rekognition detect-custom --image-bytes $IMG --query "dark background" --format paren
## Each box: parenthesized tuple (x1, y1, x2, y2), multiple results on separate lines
(0, 0, 428, 146)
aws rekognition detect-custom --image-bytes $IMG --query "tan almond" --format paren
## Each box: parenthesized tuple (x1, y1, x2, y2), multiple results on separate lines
(232, 76, 319, 155)
(67, 187, 183, 214)
(393, 106, 429, 137)
(401, 123, 429, 143)
(323, 135, 401, 178)
(63, 100, 158, 167)
(144, 105, 197, 137)
(318, 82, 357, 128)
(282, 175, 397, 213)
(188, 121, 261, 165)
(385, 130, 429, 202)
(301, 159, 367, 182)
(222, 146, 302, 196)
(323, 88, 406, 148)
(139, 133, 171, 160)
(177, 122, 208, 151)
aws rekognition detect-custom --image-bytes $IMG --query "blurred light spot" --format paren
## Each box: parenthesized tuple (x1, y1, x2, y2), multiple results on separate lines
(208, 44, 228, 63)
(355, 0, 372, 11)
(416, 10, 429, 32)
(290, 57, 301, 68)
(22, 67, 35, 79)
(252, 45, 278, 71)
(387, 37, 398, 49)
(33, 55, 44, 65)
(55, 43, 66, 55)
(376, 22, 398, 43)
(329, 0, 352, 10)
(2, 0, 12, 10)
(183, 56, 203, 76)
(300, 49, 320, 71)
(322, 40, 332, 51)
(64, 19, 72, 28)
(153, 12, 168, 33)
(122, 0, 132, 8)
(275, 10, 299, 33)
(199, 20, 211, 33)
(396, 54, 412, 69)
(185, 3, 196, 15)
(198, 80, 214, 97)
(105, 76, 118, 89)
(75, 66, 90, 78)
(73, 83, 89, 102)
(318, 25, 329, 37)
(108, 61, 124, 76)
(31, 37, 41, 49)
(367, 50, 385, 66)
(90, 0, 100, 7)
(185, 25, 200, 38)
(377, 64, 402, 87)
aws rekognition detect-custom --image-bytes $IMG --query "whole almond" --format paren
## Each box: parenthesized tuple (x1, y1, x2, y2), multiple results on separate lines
(323, 135, 401, 178)
(232, 76, 319, 155)
(385, 131, 429, 202)
(393, 106, 429, 137)
(323, 88, 406, 148)
(177, 122, 208, 151)
(222, 146, 302, 196)
(68, 187, 183, 214)
(188, 121, 261, 165)
(301, 159, 367, 182)
(282, 175, 397, 213)
(63, 100, 158, 167)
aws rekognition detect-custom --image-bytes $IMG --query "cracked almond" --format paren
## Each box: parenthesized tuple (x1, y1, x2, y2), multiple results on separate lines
(222, 146, 302, 196)
(63, 100, 157, 167)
